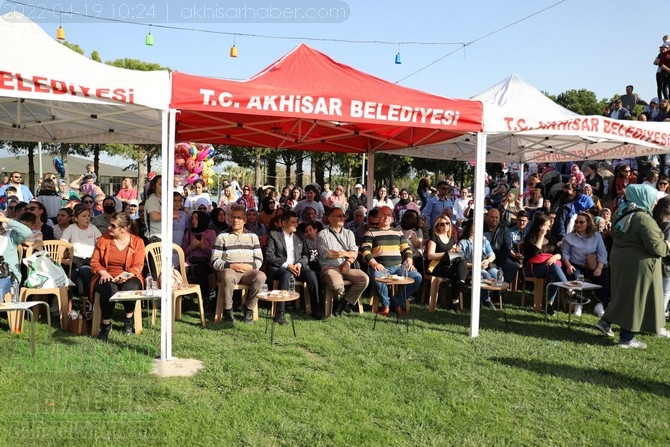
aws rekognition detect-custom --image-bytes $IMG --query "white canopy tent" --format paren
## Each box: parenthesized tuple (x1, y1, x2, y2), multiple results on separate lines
(0, 13, 178, 360)
(385, 74, 670, 163)
(0, 12, 169, 144)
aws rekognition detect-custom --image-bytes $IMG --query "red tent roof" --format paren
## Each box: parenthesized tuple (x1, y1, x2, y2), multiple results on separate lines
(171, 44, 482, 153)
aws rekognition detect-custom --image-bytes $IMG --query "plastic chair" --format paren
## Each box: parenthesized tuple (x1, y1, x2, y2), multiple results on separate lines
(272, 279, 311, 316)
(214, 284, 259, 323)
(90, 292, 143, 337)
(518, 242, 547, 312)
(18, 240, 73, 331)
(425, 275, 463, 312)
(144, 242, 206, 328)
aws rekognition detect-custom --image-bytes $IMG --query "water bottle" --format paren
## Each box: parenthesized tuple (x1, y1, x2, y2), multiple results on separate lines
(401, 261, 408, 279)
(496, 270, 504, 285)
(145, 274, 154, 296)
(288, 276, 295, 293)
(151, 275, 159, 295)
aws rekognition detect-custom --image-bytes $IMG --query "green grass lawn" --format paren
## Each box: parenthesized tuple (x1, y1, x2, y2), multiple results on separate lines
(1, 291, 669, 447)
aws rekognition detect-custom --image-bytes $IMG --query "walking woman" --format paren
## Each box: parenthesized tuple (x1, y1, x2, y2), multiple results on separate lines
(595, 185, 670, 348)
(91, 212, 145, 340)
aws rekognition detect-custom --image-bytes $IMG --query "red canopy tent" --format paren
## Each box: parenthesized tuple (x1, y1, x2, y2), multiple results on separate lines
(170, 43, 483, 152)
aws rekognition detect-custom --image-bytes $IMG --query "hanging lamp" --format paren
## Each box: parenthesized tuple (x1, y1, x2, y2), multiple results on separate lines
(56, 15, 65, 40)
(394, 44, 402, 64)
(145, 25, 154, 46)
(230, 36, 238, 57)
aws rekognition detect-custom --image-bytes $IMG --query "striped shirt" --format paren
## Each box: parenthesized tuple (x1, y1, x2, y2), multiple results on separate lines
(360, 227, 412, 267)
(211, 230, 263, 271)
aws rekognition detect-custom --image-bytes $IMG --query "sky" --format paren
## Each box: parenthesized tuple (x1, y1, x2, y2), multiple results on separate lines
(0, 0, 667, 165)
(3, 0, 665, 101)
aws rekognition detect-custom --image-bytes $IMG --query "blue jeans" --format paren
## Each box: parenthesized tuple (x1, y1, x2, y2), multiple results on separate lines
(524, 262, 567, 304)
(663, 276, 670, 314)
(470, 267, 499, 301)
(370, 265, 422, 307)
(0, 276, 14, 301)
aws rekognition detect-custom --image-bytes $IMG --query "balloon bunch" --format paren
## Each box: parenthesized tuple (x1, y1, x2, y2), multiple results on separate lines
(174, 142, 216, 186)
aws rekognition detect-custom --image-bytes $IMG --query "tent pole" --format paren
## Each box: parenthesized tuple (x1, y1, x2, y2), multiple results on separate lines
(366, 151, 374, 210)
(519, 163, 525, 200)
(159, 109, 176, 361)
(38, 142, 43, 182)
(470, 132, 487, 338)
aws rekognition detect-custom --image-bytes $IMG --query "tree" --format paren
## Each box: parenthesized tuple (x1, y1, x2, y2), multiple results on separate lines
(373, 153, 412, 190)
(548, 89, 607, 116)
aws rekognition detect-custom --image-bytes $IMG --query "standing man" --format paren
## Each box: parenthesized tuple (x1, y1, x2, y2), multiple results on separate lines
(211, 204, 266, 324)
(620, 85, 648, 113)
(292, 184, 325, 221)
(321, 182, 332, 204)
(0, 171, 33, 207)
(265, 211, 324, 323)
(116, 177, 137, 204)
(347, 184, 367, 220)
(317, 207, 369, 316)
(422, 181, 454, 229)
(360, 206, 422, 316)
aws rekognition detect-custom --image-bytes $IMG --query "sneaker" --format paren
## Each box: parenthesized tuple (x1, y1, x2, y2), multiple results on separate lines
(595, 320, 614, 337)
(618, 338, 647, 349)
(123, 317, 134, 335)
(483, 300, 496, 310)
(593, 303, 605, 318)
(223, 309, 235, 325)
(569, 292, 590, 305)
(546, 302, 555, 317)
(96, 323, 112, 341)
(275, 312, 287, 325)
(573, 304, 583, 317)
(657, 327, 670, 338)
(243, 307, 254, 324)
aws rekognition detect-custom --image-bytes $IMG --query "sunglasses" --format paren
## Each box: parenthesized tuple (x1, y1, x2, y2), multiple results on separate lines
(659, 182, 668, 186)
(83, 200, 93, 204)
(437, 222, 450, 227)
(25, 207, 38, 211)
(108, 223, 122, 229)
(575, 220, 587, 224)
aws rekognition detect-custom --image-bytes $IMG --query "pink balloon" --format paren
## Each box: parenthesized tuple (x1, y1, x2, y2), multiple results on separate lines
(186, 173, 199, 184)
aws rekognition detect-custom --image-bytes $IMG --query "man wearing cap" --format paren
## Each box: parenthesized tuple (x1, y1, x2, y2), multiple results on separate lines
(347, 184, 367, 220)
(116, 177, 137, 204)
(620, 85, 647, 113)
(127, 199, 140, 220)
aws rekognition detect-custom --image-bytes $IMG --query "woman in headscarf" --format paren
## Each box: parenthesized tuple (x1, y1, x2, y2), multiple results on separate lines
(393, 188, 420, 223)
(182, 210, 217, 302)
(258, 196, 278, 229)
(595, 184, 670, 348)
(244, 209, 267, 238)
(209, 207, 229, 235)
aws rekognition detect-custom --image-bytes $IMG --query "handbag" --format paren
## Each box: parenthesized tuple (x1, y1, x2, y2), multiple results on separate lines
(328, 229, 360, 269)
(23, 250, 71, 289)
(585, 253, 598, 271)
(0, 256, 11, 278)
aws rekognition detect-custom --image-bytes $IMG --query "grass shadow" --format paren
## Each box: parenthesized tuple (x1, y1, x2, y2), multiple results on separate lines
(491, 356, 670, 398)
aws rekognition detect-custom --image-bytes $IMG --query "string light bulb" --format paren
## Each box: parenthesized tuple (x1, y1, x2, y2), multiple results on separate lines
(230, 36, 238, 57)
(145, 25, 154, 46)
(56, 15, 65, 40)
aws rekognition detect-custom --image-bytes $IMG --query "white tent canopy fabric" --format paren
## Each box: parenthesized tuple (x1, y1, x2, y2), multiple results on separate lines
(385, 74, 670, 162)
(0, 12, 170, 144)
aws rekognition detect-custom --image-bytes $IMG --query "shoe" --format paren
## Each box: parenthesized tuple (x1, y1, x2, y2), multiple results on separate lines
(344, 302, 353, 314)
(311, 310, 325, 320)
(665, 311, 669, 321)
(275, 312, 287, 325)
(123, 317, 134, 336)
(392, 305, 406, 317)
(450, 300, 462, 314)
(595, 319, 614, 337)
(483, 300, 496, 310)
(333, 299, 348, 317)
(223, 309, 235, 325)
(243, 307, 254, 324)
(379, 306, 390, 317)
(593, 303, 605, 317)
(96, 323, 112, 341)
(569, 292, 590, 305)
(618, 338, 647, 349)
(657, 327, 670, 338)
(546, 302, 555, 317)
(573, 304, 583, 317)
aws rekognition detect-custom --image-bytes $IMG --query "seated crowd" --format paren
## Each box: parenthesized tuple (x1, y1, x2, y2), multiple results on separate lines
(2, 157, 670, 348)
